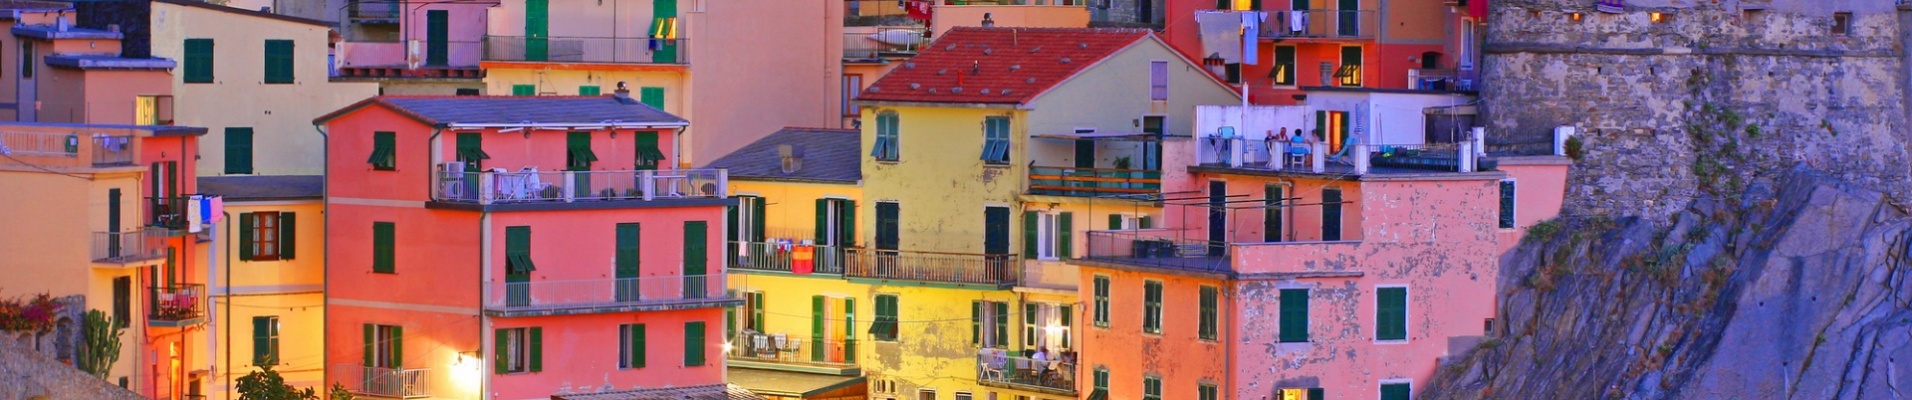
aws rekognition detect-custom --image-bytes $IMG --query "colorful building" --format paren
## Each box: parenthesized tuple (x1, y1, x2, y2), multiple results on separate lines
(331, 0, 489, 95)
(0, 122, 210, 399)
(194, 175, 327, 398)
(77, 0, 380, 176)
(316, 94, 741, 400)
(1070, 104, 1568, 400)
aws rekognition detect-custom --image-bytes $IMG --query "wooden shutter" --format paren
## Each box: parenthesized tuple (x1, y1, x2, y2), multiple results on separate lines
(263, 40, 294, 83)
(1499, 180, 1516, 228)
(183, 39, 213, 83)
(1024, 303, 1038, 347)
(684, 321, 706, 366)
(970, 300, 981, 345)
(683, 221, 707, 275)
(811, 295, 825, 362)
(528, 327, 542, 372)
(1380, 383, 1409, 400)
(875, 203, 898, 250)
(842, 297, 856, 360)
(993, 301, 1008, 347)
(391, 326, 403, 367)
(238, 213, 255, 260)
(1307, 388, 1325, 400)
(815, 199, 830, 245)
(840, 200, 856, 246)
(280, 213, 296, 260)
(579, 86, 600, 95)
(640, 87, 666, 110)
(1109, 214, 1123, 230)
(362, 324, 374, 367)
(751, 197, 767, 241)
(633, 324, 647, 368)
(372, 222, 394, 273)
(616, 223, 641, 278)
(494, 329, 509, 374)
(506, 226, 534, 273)
(1139, 215, 1153, 229)
(512, 84, 536, 96)
(1022, 211, 1038, 257)
(1377, 287, 1406, 340)
(252, 316, 270, 364)
(1058, 212, 1073, 259)
(224, 128, 252, 174)
(1280, 289, 1309, 342)
(751, 292, 765, 331)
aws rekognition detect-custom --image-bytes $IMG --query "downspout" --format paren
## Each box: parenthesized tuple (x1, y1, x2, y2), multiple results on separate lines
(221, 211, 231, 400)
(673, 126, 688, 169)
(311, 123, 328, 395)
(480, 211, 493, 400)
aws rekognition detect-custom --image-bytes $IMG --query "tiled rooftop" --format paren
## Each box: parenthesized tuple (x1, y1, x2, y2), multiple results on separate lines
(857, 27, 1152, 104)
(315, 95, 687, 127)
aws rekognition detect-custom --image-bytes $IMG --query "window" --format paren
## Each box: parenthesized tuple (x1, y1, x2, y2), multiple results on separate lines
(1143, 281, 1163, 334)
(456, 132, 489, 171)
(494, 327, 542, 373)
(1321, 187, 1342, 241)
(1024, 211, 1073, 260)
(371, 222, 395, 273)
(363, 324, 402, 369)
(1498, 180, 1516, 229)
(982, 116, 1011, 164)
(1143, 376, 1162, 400)
(684, 221, 710, 278)
(239, 212, 296, 261)
(566, 131, 597, 170)
(1380, 382, 1410, 400)
(954, 392, 972, 400)
(1271, 46, 1296, 86)
(579, 85, 601, 95)
(18, 40, 30, 79)
(506, 225, 536, 274)
(112, 277, 129, 328)
(1264, 184, 1284, 242)
(738, 291, 765, 331)
(224, 128, 252, 174)
(1199, 383, 1219, 400)
(619, 324, 645, 368)
(635, 131, 665, 170)
(1091, 368, 1110, 399)
(1377, 286, 1407, 341)
(1198, 286, 1218, 340)
(1108, 213, 1140, 230)
(971, 300, 1008, 348)
(815, 198, 856, 247)
(685, 321, 707, 366)
(1336, 46, 1362, 87)
(872, 111, 900, 161)
(512, 84, 536, 96)
(615, 223, 641, 301)
(183, 39, 213, 83)
(729, 196, 766, 244)
(1280, 288, 1308, 342)
(919, 389, 937, 400)
(1832, 12, 1851, 36)
(368, 131, 396, 170)
(456, 88, 480, 96)
(842, 74, 863, 118)
(1280, 388, 1325, 400)
(252, 316, 279, 365)
(1092, 275, 1110, 327)
(640, 87, 666, 110)
(1224, 63, 1241, 84)
(1149, 61, 1168, 101)
(875, 202, 900, 251)
(872, 294, 899, 341)
(263, 40, 294, 84)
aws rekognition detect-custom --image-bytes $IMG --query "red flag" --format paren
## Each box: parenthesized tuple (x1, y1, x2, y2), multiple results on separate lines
(907, 0, 933, 21)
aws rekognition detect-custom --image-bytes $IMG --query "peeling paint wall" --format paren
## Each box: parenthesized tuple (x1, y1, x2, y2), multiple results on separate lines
(1076, 267, 1231, 400)
(860, 106, 1028, 253)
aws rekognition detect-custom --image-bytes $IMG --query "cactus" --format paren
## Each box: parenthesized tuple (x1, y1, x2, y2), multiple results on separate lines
(77, 309, 122, 379)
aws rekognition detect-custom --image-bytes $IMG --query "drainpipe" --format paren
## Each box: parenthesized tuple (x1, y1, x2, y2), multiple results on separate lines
(673, 126, 689, 169)
(311, 123, 328, 394)
(480, 211, 493, 400)
(220, 211, 231, 400)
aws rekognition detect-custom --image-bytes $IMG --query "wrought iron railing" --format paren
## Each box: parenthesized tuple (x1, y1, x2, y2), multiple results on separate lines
(1081, 230, 1232, 272)
(728, 241, 846, 274)
(486, 275, 723, 311)
(148, 284, 204, 325)
(146, 196, 190, 230)
(844, 248, 1019, 286)
(1258, 9, 1377, 39)
(334, 364, 430, 398)
(434, 168, 727, 205)
(483, 36, 688, 64)
(91, 229, 171, 263)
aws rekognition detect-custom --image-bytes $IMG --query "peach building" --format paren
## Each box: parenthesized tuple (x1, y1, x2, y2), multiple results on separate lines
(316, 93, 744, 400)
(1071, 104, 1568, 400)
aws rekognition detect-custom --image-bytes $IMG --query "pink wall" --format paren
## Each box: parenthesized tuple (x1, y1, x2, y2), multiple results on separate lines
(339, 3, 487, 68)
(324, 105, 436, 200)
(1078, 267, 1231, 400)
(1494, 158, 1569, 253)
(488, 205, 723, 283)
(82, 70, 175, 125)
(490, 309, 725, 399)
(457, 126, 677, 175)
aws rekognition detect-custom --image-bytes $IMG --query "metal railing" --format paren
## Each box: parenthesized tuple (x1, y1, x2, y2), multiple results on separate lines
(1258, 9, 1377, 39)
(433, 168, 728, 205)
(0, 131, 136, 167)
(486, 275, 723, 311)
(1027, 166, 1160, 197)
(1409, 68, 1479, 92)
(347, 0, 399, 21)
(483, 36, 688, 64)
(147, 196, 190, 230)
(1082, 230, 1231, 272)
(843, 28, 926, 59)
(728, 333, 858, 366)
(844, 248, 1019, 286)
(334, 364, 430, 398)
(148, 284, 204, 325)
(729, 241, 847, 274)
(977, 352, 1078, 393)
(92, 229, 171, 263)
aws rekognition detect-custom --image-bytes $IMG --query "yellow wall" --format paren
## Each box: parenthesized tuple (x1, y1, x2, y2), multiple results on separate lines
(1024, 38, 1241, 169)
(152, 2, 380, 176)
(859, 106, 1028, 253)
(729, 179, 863, 240)
(193, 200, 327, 397)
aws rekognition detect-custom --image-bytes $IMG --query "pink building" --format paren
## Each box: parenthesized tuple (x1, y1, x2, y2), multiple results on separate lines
(333, 0, 489, 94)
(1073, 108, 1567, 399)
(316, 93, 743, 400)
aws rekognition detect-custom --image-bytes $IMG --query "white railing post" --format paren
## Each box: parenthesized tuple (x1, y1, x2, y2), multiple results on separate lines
(1352, 144, 1370, 175)
(1269, 141, 1286, 170)
(1471, 127, 1487, 157)
(562, 171, 576, 202)
(641, 170, 656, 201)
(1459, 142, 1476, 172)
(1311, 142, 1327, 173)
(478, 171, 494, 205)
(716, 170, 728, 199)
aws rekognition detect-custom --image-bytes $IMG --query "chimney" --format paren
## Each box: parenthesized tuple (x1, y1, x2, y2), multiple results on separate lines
(981, 13, 994, 27)
(778, 144, 805, 173)
(613, 81, 632, 99)
(55, 16, 67, 32)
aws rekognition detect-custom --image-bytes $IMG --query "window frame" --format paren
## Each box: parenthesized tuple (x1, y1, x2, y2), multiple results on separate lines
(262, 39, 295, 84)
(873, 293, 900, 341)
(1198, 285, 1218, 341)
(1379, 380, 1412, 400)
(1832, 12, 1851, 36)
(1142, 280, 1163, 334)
(371, 221, 395, 273)
(1092, 275, 1110, 327)
(249, 211, 281, 261)
(1375, 285, 1409, 342)
(873, 111, 901, 161)
(369, 131, 397, 171)
(252, 315, 279, 365)
(1142, 375, 1162, 400)
(619, 323, 646, 369)
(183, 38, 214, 83)
(501, 327, 529, 373)
(224, 127, 253, 174)
(1271, 45, 1297, 87)
(1337, 46, 1363, 87)
(1148, 61, 1168, 101)
(372, 324, 401, 368)
(982, 116, 1011, 164)
(1498, 179, 1517, 229)
(1198, 382, 1219, 400)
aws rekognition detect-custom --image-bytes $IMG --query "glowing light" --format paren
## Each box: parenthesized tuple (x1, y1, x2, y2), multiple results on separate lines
(723, 341, 735, 353)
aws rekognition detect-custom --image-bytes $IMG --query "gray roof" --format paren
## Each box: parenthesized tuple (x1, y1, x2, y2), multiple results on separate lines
(197, 175, 323, 201)
(45, 55, 176, 70)
(550, 384, 766, 400)
(12, 25, 121, 40)
(315, 96, 687, 127)
(701, 127, 860, 184)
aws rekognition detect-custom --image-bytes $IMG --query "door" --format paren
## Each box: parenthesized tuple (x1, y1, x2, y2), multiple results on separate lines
(652, 0, 678, 63)
(1074, 139, 1095, 168)
(1142, 116, 1165, 170)
(107, 188, 121, 258)
(1207, 180, 1226, 257)
(615, 223, 640, 301)
(1337, 0, 1358, 37)
(425, 10, 448, 66)
(1136, 0, 1153, 24)
(17, 41, 34, 122)
(524, 0, 548, 61)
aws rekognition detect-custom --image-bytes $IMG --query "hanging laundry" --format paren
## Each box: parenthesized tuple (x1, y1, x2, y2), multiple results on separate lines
(1194, 11, 1244, 63)
(1290, 10, 1307, 35)
(1241, 11, 1264, 65)
(907, 0, 933, 21)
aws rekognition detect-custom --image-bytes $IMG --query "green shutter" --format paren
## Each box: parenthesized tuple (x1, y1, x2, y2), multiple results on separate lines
(1380, 383, 1410, 400)
(456, 132, 489, 170)
(566, 132, 596, 171)
(725, 306, 736, 343)
(370, 132, 396, 170)
(815, 199, 831, 245)
(524, 0, 548, 60)
(727, 202, 739, 245)
(751, 197, 767, 241)
(1022, 211, 1038, 257)
(684, 321, 706, 366)
(224, 128, 252, 174)
(252, 316, 270, 364)
(684, 221, 707, 275)
(512, 84, 536, 96)
(1200, 286, 1217, 340)
(372, 222, 394, 273)
(994, 301, 1008, 348)
(494, 329, 509, 374)
(640, 87, 666, 110)
(1280, 289, 1309, 342)
(1139, 215, 1153, 229)
(1322, 188, 1342, 241)
(1378, 287, 1407, 340)
(280, 213, 296, 260)
(650, 0, 677, 63)
(1314, 110, 1328, 142)
(843, 297, 856, 360)
(362, 324, 374, 367)
(1059, 305, 1072, 347)
(1109, 214, 1123, 230)
(970, 300, 981, 345)
(263, 40, 294, 84)
(634, 131, 663, 169)
(183, 39, 213, 83)
(811, 295, 826, 362)
(1024, 303, 1038, 347)
(238, 213, 255, 260)
(507, 226, 535, 273)
(615, 223, 641, 278)
(1058, 212, 1073, 259)
(391, 326, 402, 367)
(580, 85, 601, 96)
(1265, 184, 1284, 242)
(840, 200, 856, 247)
(632, 324, 647, 368)
(528, 327, 542, 372)
(752, 292, 765, 331)
(1499, 180, 1516, 229)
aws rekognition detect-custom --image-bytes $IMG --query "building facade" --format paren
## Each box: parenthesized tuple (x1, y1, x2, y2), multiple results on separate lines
(195, 175, 327, 398)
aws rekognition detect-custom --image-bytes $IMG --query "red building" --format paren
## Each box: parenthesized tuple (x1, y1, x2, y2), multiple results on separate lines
(316, 92, 743, 399)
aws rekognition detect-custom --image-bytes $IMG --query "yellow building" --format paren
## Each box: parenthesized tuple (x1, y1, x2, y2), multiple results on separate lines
(194, 176, 326, 399)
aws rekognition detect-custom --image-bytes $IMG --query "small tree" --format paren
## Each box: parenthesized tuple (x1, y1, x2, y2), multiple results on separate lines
(77, 309, 122, 379)
(329, 383, 354, 400)
(235, 363, 317, 400)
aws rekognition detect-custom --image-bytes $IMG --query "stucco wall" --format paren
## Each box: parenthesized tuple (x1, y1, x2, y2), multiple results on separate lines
(1076, 267, 1230, 400)
(860, 106, 1026, 252)
(929, 4, 1091, 37)
(483, 68, 687, 110)
(728, 180, 863, 241)
(1026, 37, 1241, 169)
(489, 309, 726, 399)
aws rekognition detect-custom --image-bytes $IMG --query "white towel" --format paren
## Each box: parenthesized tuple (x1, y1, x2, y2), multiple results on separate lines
(1290, 10, 1307, 33)
(1241, 12, 1262, 65)
(1195, 11, 1244, 63)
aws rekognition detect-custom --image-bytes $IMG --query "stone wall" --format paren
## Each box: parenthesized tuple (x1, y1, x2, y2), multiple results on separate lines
(0, 329, 144, 400)
(1480, 0, 1910, 219)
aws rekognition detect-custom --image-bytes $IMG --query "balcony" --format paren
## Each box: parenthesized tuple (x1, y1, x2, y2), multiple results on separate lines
(728, 334, 860, 375)
(483, 36, 688, 64)
(333, 364, 430, 399)
(484, 274, 730, 316)
(146, 196, 191, 231)
(1080, 230, 1231, 273)
(91, 228, 171, 267)
(843, 27, 926, 61)
(335, 40, 486, 75)
(1409, 68, 1480, 93)
(432, 168, 728, 206)
(843, 248, 1019, 287)
(728, 241, 846, 275)
(0, 131, 136, 168)
(347, 0, 400, 23)
(1026, 166, 1160, 197)
(977, 352, 1078, 396)
(1258, 9, 1377, 40)
(1197, 135, 1488, 176)
(148, 284, 204, 327)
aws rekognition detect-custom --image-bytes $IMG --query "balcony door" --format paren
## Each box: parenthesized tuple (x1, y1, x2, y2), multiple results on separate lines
(425, 10, 448, 66)
(524, 0, 548, 61)
(1208, 180, 1227, 257)
(1337, 0, 1358, 36)
(652, 0, 678, 63)
(107, 188, 122, 258)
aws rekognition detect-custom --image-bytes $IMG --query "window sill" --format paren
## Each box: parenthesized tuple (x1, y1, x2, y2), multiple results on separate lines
(873, 159, 900, 164)
(1374, 339, 1408, 345)
(982, 162, 1012, 167)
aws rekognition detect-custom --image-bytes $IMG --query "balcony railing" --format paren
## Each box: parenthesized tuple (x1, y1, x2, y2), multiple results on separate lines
(0, 131, 136, 167)
(977, 352, 1078, 394)
(1409, 68, 1480, 92)
(485, 275, 725, 313)
(148, 284, 204, 327)
(1258, 9, 1377, 39)
(92, 229, 171, 264)
(147, 196, 190, 230)
(433, 168, 727, 205)
(729, 333, 858, 367)
(1027, 166, 1160, 197)
(729, 241, 846, 275)
(333, 364, 430, 399)
(843, 28, 926, 60)
(1081, 230, 1231, 272)
(483, 36, 688, 64)
(844, 248, 1019, 286)
(347, 0, 400, 22)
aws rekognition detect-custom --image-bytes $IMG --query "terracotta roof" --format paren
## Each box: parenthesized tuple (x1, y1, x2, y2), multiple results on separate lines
(856, 27, 1152, 105)
(550, 384, 766, 400)
(701, 127, 860, 184)
(313, 95, 687, 127)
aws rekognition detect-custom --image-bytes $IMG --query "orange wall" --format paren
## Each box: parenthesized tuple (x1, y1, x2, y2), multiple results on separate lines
(324, 105, 435, 201)
(489, 309, 725, 399)
(1078, 267, 1230, 400)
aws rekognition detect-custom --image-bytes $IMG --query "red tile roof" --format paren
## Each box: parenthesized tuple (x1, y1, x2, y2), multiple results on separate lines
(857, 27, 1153, 105)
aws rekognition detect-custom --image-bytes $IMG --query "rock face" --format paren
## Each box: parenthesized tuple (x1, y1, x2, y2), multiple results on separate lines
(0, 332, 144, 400)
(1424, 166, 1912, 399)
